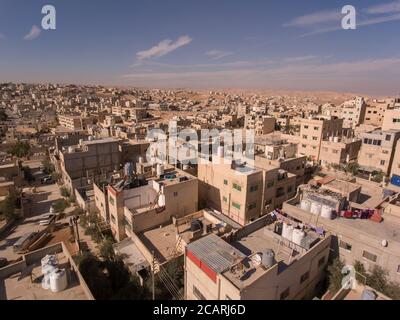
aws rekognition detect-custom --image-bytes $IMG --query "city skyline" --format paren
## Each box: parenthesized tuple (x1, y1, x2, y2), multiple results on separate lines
(1, 0, 400, 95)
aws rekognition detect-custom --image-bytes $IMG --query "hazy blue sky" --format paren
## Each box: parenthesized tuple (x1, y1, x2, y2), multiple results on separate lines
(1, 0, 400, 95)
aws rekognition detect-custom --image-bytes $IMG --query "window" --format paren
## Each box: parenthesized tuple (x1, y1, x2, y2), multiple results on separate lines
(233, 183, 242, 191)
(224, 179, 228, 185)
(300, 271, 310, 284)
(267, 181, 274, 188)
(280, 287, 290, 300)
(232, 202, 241, 210)
(332, 150, 339, 154)
(109, 196, 115, 206)
(380, 160, 385, 166)
(174, 192, 178, 197)
(247, 202, 257, 210)
(302, 135, 308, 139)
(363, 250, 377, 262)
(382, 150, 389, 154)
(312, 136, 318, 141)
(193, 286, 206, 300)
(314, 127, 319, 130)
(250, 185, 259, 192)
(318, 256, 326, 267)
(111, 214, 116, 224)
(303, 125, 309, 129)
(386, 135, 391, 141)
(223, 196, 227, 203)
(339, 240, 352, 251)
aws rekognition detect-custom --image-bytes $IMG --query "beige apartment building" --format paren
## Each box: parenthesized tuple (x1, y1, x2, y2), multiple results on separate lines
(58, 114, 93, 131)
(244, 115, 275, 135)
(104, 165, 198, 241)
(341, 97, 366, 129)
(298, 117, 344, 162)
(358, 130, 400, 175)
(198, 152, 296, 226)
(320, 136, 361, 167)
(363, 100, 391, 127)
(283, 186, 400, 283)
(382, 108, 400, 131)
(185, 215, 332, 300)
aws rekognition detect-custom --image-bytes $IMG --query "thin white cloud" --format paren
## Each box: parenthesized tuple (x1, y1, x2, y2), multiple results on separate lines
(365, 1, 400, 14)
(284, 55, 318, 62)
(205, 50, 234, 60)
(23, 25, 41, 40)
(283, 9, 341, 27)
(136, 35, 192, 61)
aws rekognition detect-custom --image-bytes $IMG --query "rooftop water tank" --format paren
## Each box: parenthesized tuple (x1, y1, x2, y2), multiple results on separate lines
(310, 202, 322, 215)
(282, 223, 294, 241)
(156, 164, 165, 176)
(321, 205, 333, 220)
(292, 229, 306, 246)
(158, 194, 166, 207)
(50, 269, 68, 293)
(138, 156, 144, 164)
(261, 249, 276, 268)
(300, 199, 311, 212)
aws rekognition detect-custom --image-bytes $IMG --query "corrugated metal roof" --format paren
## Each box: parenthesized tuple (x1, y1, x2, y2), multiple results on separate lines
(186, 234, 245, 274)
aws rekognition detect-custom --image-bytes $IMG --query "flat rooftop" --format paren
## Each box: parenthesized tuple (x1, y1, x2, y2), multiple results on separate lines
(0, 252, 88, 300)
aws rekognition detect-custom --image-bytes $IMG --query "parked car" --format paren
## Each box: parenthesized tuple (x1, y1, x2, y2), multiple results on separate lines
(41, 176, 54, 184)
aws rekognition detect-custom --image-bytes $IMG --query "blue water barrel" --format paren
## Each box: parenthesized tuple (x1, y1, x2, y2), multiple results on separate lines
(391, 175, 400, 187)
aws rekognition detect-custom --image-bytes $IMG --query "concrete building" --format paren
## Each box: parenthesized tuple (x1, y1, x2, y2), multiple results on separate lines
(320, 136, 362, 167)
(185, 214, 332, 300)
(244, 115, 275, 136)
(58, 114, 93, 131)
(363, 100, 391, 127)
(283, 184, 400, 283)
(382, 108, 400, 131)
(103, 164, 198, 241)
(298, 117, 344, 162)
(198, 151, 296, 226)
(358, 130, 400, 175)
(341, 97, 366, 129)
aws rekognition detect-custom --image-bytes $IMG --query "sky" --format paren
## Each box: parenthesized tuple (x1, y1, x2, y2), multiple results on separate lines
(1, 0, 400, 95)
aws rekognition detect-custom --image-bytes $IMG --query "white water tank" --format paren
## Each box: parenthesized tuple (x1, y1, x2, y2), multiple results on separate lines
(217, 146, 224, 158)
(50, 269, 68, 293)
(261, 249, 276, 268)
(68, 146, 74, 154)
(321, 205, 333, 219)
(156, 164, 165, 176)
(292, 229, 306, 245)
(282, 223, 294, 241)
(310, 202, 322, 215)
(158, 194, 166, 207)
(183, 164, 189, 170)
(333, 136, 339, 143)
(300, 199, 311, 212)
(138, 156, 144, 164)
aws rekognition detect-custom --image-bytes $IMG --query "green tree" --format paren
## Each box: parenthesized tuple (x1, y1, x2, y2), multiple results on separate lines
(99, 239, 116, 261)
(0, 193, 19, 221)
(345, 162, 360, 176)
(60, 187, 71, 198)
(327, 258, 345, 295)
(52, 199, 68, 214)
(8, 142, 30, 158)
(41, 159, 55, 174)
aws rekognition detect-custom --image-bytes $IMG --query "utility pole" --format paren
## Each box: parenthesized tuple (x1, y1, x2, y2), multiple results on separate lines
(152, 251, 155, 300)
(73, 215, 81, 252)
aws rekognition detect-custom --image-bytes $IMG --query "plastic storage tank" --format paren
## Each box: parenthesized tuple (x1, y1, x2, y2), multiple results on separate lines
(300, 199, 311, 212)
(50, 269, 68, 293)
(310, 202, 322, 215)
(282, 223, 294, 241)
(156, 164, 165, 176)
(321, 205, 333, 219)
(261, 249, 276, 268)
(292, 229, 306, 246)
(158, 194, 166, 207)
